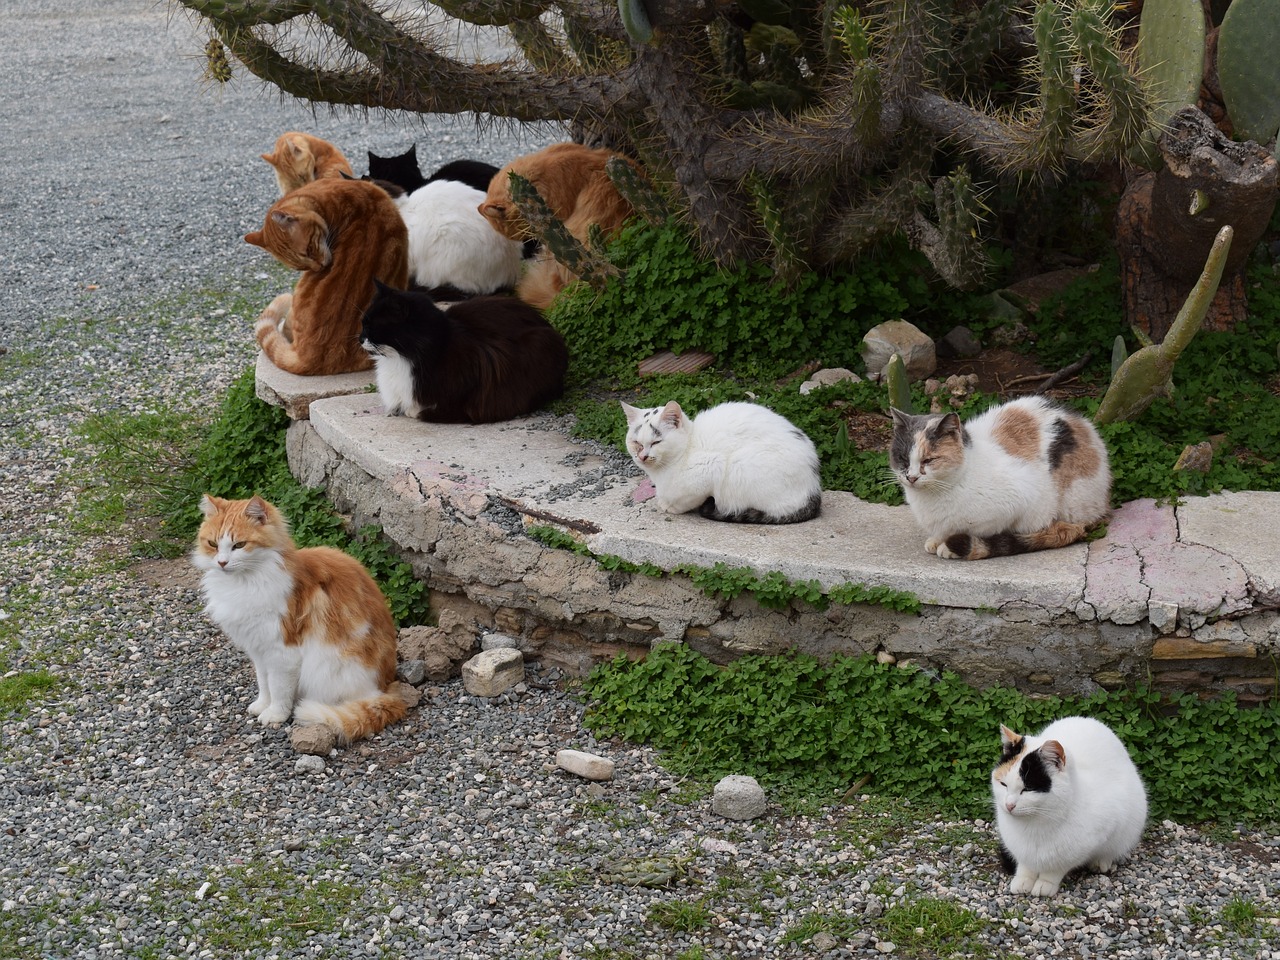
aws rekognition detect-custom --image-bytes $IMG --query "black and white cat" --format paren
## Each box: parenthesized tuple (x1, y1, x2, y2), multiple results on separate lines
(992, 716, 1147, 897)
(359, 280, 568, 424)
(367, 145, 499, 195)
(621, 400, 823, 523)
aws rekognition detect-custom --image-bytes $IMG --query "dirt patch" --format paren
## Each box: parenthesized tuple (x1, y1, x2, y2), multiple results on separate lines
(131, 557, 201, 593)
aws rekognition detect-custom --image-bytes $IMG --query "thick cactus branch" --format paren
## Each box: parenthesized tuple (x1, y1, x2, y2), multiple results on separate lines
(507, 173, 621, 289)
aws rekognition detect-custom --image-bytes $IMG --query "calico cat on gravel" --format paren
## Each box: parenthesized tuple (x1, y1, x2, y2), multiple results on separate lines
(889, 395, 1110, 560)
(993, 716, 1147, 896)
(245, 178, 408, 376)
(621, 400, 822, 523)
(192, 494, 407, 744)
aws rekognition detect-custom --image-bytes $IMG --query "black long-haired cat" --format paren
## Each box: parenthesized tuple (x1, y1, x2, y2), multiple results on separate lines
(359, 280, 569, 424)
(366, 146, 498, 195)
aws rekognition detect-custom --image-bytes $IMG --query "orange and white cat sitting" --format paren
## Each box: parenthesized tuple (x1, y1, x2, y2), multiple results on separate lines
(246, 178, 408, 376)
(192, 494, 407, 744)
(261, 131, 354, 195)
(478, 142, 642, 309)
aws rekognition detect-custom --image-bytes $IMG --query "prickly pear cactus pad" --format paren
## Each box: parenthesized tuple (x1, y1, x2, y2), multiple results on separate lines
(1136, 0, 1204, 132)
(1218, 0, 1280, 144)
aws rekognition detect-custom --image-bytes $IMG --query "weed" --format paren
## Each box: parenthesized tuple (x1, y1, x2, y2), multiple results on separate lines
(1220, 897, 1260, 938)
(583, 644, 1280, 824)
(781, 910, 865, 944)
(878, 897, 990, 957)
(648, 898, 712, 932)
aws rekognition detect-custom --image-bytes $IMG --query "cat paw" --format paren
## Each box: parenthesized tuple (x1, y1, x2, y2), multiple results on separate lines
(1030, 878, 1062, 897)
(935, 541, 962, 560)
(1092, 859, 1116, 874)
(247, 698, 270, 717)
(257, 706, 291, 726)
(924, 537, 941, 554)
(1008, 872, 1037, 895)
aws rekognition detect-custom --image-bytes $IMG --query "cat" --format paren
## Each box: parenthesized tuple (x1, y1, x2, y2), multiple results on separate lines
(889, 395, 1110, 560)
(478, 142, 642, 309)
(261, 131, 355, 195)
(359, 279, 569, 423)
(245, 178, 409, 376)
(394, 179, 524, 298)
(367, 145, 499, 195)
(192, 494, 408, 744)
(992, 716, 1148, 897)
(621, 400, 823, 523)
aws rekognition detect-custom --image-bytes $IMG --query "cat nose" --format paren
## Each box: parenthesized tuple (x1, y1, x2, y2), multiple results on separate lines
(1005, 798, 1016, 812)
(217, 559, 228, 569)
(906, 473, 920, 485)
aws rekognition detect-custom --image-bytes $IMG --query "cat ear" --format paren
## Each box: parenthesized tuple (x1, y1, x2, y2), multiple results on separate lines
(999, 724, 1021, 746)
(199, 494, 225, 518)
(889, 407, 912, 427)
(478, 201, 506, 222)
(270, 210, 299, 230)
(244, 230, 265, 248)
(659, 401, 684, 429)
(260, 152, 277, 167)
(620, 401, 643, 426)
(1038, 739, 1067, 771)
(339, 170, 355, 180)
(244, 496, 271, 526)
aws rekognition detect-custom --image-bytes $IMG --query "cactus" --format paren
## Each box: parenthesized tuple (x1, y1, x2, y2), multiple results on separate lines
(1094, 225, 1233, 426)
(606, 157, 668, 226)
(1217, 0, 1280, 144)
(747, 173, 807, 284)
(1136, 0, 1204, 134)
(617, 0, 652, 44)
(203, 36, 233, 83)
(885, 353, 913, 415)
(1110, 334, 1127, 381)
(506, 173, 621, 290)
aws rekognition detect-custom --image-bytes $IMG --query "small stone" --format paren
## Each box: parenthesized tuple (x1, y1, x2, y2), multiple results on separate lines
(864, 894, 884, 918)
(937, 325, 983, 359)
(480, 632, 521, 651)
(388, 680, 422, 709)
(861, 320, 936, 380)
(876, 650, 896, 665)
(290, 723, 336, 757)
(711, 774, 767, 820)
(389, 905, 405, 922)
(283, 838, 306, 852)
(1148, 599, 1179, 635)
(875, 941, 897, 954)
(462, 648, 525, 697)
(799, 367, 862, 395)
(396, 659, 427, 685)
(294, 754, 325, 774)
(556, 749, 615, 781)
(1173, 441, 1214, 473)
(811, 931, 839, 952)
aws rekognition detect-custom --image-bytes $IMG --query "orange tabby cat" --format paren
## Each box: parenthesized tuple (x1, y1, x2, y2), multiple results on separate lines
(192, 494, 407, 744)
(261, 131, 355, 195)
(478, 142, 642, 309)
(246, 178, 409, 376)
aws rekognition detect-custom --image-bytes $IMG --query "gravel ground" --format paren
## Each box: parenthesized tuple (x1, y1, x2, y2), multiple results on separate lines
(2, 2, 1279, 958)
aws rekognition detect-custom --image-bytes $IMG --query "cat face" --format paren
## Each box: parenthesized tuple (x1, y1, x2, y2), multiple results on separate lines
(192, 494, 291, 576)
(245, 193, 333, 273)
(621, 401, 688, 470)
(359, 280, 422, 357)
(992, 724, 1068, 818)
(477, 173, 530, 241)
(889, 408, 968, 489)
(367, 145, 426, 194)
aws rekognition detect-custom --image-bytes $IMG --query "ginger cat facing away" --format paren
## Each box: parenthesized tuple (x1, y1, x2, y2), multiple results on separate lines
(478, 142, 642, 309)
(261, 131, 355, 195)
(245, 178, 408, 376)
(192, 494, 408, 744)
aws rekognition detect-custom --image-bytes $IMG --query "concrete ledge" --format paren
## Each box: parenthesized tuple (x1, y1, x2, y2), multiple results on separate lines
(259, 354, 1280, 701)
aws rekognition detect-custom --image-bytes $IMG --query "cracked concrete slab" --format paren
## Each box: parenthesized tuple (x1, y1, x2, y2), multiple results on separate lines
(1178, 491, 1280, 605)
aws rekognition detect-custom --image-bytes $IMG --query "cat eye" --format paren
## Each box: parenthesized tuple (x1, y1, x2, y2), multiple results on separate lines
(206, 540, 216, 549)
(232, 541, 247, 550)
(921, 457, 935, 466)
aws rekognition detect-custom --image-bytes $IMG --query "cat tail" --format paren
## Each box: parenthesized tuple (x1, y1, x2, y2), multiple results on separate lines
(998, 841, 1018, 875)
(293, 692, 408, 744)
(697, 492, 822, 525)
(942, 520, 1087, 560)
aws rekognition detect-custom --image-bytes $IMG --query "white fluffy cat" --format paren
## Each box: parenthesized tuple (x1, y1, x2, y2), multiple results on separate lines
(992, 716, 1148, 897)
(396, 179, 524, 296)
(621, 400, 822, 523)
(890, 395, 1111, 560)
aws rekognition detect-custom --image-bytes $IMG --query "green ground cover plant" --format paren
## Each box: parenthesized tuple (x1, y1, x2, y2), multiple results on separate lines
(582, 643, 1280, 825)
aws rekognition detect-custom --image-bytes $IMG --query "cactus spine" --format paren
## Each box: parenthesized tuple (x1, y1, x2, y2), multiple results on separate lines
(506, 173, 621, 290)
(606, 157, 668, 227)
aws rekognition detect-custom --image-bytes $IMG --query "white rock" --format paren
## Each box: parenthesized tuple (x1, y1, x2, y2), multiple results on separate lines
(480, 632, 522, 651)
(799, 367, 862, 395)
(861, 320, 936, 380)
(461, 648, 525, 697)
(1148, 599, 1179, 635)
(294, 754, 325, 774)
(555, 748, 615, 781)
(711, 774, 767, 820)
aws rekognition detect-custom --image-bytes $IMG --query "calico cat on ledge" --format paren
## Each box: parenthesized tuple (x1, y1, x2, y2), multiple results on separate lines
(245, 178, 408, 376)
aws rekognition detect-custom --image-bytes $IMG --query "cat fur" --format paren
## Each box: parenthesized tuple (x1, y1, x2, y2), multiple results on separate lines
(889, 395, 1110, 560)
(992, 716, 1147, 897)
(621, 400, 823, 524)
(478, 142, 642, 310)
(359, 280, 568, 424)
(192, 494, 407, 744)
(261, 131, 354, 195)
(395, 179, 523, 297)
(245, 178, 409, 376)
